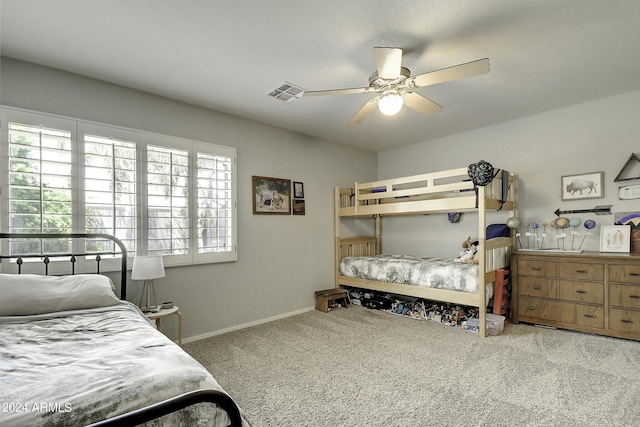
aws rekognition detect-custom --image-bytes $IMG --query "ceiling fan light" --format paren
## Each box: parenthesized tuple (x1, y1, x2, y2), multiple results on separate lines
(378, 92, 403, 116)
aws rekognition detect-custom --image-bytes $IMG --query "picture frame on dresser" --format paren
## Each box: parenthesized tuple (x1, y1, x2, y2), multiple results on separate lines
(599, 225, 631, 253)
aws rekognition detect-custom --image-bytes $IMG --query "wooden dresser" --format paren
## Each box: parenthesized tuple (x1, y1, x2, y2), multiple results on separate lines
(512, 251, 640, 341)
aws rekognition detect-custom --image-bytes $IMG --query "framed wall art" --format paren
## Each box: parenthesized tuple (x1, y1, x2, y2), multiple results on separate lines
(252, 176, 291, 214)
(561, 172, 604, 201)
(293, 199, 305, 215)
(293, 181, 304, 199)
(599, 225, 630, 253)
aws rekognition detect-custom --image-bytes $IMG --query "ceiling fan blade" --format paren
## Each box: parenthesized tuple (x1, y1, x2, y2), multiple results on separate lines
(303, 87, 369, 97)
(412, 58, 490, 88)
(374, 47, 403, 79)
(348, 98, 379, 125)
(402, 92, 443, 117)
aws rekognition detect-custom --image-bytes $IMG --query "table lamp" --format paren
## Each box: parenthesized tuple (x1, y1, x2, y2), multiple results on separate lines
(131, 255, 165, 309)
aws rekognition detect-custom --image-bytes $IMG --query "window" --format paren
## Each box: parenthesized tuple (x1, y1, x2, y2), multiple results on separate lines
(0, 107, 237, 269)
(146, 144, 190, 256)
(6, 120, 74, 255)
(196, 151, 234, 255)
(81, 124, 139, 256)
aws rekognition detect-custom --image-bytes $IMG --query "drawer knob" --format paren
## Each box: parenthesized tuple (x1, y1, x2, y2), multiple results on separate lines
(532, 285, 541, 290)
(576, 290, 587, 294)
(621, 319, 634, 324)
(576, 269, 587, 273)
(583, 314, 594, 318)
(630, 295, 640, 299)
(630, 273, 640, 277)
(532, 267, 541, 271)
(526, 306, 535, 310)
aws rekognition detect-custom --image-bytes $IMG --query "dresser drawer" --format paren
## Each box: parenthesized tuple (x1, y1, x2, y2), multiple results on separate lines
(518, 297, 553, 320)
(610, 308, 640, 334)
(573, 304, 604, 329)
(557, 280, 604, 305)
(610, 265, 640, 284)
(517, 277, 556, 298)
(557, 262, 604, 281)
(610, 284, 640, 309)
(518, 297, 603, 328)
(517, 260, 556, 277)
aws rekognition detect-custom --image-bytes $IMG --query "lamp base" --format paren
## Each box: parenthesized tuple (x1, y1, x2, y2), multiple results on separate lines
(139, 280, 156, 309)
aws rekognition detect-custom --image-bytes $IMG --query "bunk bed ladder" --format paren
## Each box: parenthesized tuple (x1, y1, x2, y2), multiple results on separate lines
(493, 267, 511, 325)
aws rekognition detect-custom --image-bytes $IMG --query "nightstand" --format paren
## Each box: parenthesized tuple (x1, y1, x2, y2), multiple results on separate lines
(145, 306, 182, 345)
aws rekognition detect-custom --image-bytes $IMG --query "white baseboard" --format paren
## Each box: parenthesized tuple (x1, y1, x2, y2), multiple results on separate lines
(183, 306, 316, 344)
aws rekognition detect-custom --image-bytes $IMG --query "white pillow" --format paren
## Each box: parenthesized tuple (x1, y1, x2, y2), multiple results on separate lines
(0, 273, 121, 316)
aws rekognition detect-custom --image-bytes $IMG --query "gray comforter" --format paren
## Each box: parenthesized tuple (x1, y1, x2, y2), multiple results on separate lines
(0, 302, 250, 427)
(340, 254, 493, 298)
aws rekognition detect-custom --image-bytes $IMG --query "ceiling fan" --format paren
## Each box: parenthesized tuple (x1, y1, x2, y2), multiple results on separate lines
(302, 47, 490, 124)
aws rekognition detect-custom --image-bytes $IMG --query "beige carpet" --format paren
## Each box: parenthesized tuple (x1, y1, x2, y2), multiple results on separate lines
(184, 306, 640, 426)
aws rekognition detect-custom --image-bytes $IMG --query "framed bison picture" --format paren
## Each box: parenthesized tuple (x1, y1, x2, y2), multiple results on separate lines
(561, 172, 604, 201)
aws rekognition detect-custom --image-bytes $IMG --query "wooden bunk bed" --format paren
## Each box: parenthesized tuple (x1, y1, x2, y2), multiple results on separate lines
(334, 167, 516, 337)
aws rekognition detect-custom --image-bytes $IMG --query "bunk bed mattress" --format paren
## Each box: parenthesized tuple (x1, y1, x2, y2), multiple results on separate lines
(340, 255, 493, 297)
(0, 291, 248, 426)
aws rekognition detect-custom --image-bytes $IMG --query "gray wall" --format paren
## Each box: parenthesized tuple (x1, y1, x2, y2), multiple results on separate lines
(0, 58, 378, 341)
(378, 90, 640, 257)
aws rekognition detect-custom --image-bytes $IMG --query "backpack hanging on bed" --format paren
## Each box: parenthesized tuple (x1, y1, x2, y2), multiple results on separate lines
(467, 160, 496, 186)
(486, 223, 510, 240)
(468, 160, 511, 210)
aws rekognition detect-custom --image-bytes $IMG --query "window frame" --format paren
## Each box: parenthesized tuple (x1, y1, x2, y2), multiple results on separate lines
(78, 121, 141, 259)
(0, 106, 237, 273)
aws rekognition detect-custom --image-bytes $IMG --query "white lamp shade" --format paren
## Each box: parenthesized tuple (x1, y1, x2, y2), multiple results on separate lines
(131, 256, 165, 280)
(378, 92, 404, 116)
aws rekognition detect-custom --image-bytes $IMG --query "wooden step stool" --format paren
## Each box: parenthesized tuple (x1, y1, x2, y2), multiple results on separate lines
(315, 288, 349, 312)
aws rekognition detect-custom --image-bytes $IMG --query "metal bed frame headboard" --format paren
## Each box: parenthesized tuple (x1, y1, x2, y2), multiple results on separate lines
(0, 233, 128, 300)
(0, 234, 244, 425)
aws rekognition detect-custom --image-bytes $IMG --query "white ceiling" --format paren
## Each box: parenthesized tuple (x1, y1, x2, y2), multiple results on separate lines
(2, 0, 640, 152)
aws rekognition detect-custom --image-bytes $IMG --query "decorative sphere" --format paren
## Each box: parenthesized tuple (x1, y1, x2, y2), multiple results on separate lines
(569, 218, 581, 227)
(555, 217, 570, 228)
(584, 219, 596, 229)
(506, 217, 521, 229)
(532, 222, 539, 229)
(550, 219, 558, 229)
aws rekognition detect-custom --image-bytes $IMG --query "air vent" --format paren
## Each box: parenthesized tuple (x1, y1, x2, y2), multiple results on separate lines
(266, 82, 305, 102)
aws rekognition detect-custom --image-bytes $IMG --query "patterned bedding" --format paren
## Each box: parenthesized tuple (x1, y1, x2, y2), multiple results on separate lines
(0, 299, 251, 427)
(340, 255, 493, 299)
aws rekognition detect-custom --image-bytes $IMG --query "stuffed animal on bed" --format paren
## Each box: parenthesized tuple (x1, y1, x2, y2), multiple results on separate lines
(455, 236, 480, 264)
